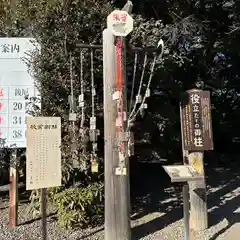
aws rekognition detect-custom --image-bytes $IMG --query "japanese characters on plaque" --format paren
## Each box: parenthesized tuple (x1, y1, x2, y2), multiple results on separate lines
(26, 117, 61, 190)
(0, 38, 40, 148)
(0, 43, 20, 54)
(180, 89, 213, 151)
(0, 37, 39, 58)
(112, 11, 128, 23)
(107, 10, 133, 37)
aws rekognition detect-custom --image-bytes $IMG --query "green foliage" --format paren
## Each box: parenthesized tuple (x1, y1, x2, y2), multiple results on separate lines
(54, 183, 103, 229)
(28, 190, 41, 218)
(28, 183, 103, 229)
(28, 187, 62, 218)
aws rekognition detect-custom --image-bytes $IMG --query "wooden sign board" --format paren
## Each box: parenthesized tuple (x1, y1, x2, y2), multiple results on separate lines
(163, 165, 204, 182)
(180, 89, 213, 151)
(26, 117, 61, 190)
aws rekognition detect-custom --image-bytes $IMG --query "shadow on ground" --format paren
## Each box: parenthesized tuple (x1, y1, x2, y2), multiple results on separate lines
(130, 161, 240, 240)
(207, 168, 240, 240)
(130, 160, 183, 239)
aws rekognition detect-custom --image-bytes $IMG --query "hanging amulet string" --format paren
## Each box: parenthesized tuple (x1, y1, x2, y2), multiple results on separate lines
(89, 48, 99, 173)
(115, 38, 128, 175)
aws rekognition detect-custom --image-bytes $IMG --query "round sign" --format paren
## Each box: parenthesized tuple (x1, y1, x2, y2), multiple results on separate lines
(107, 10, 133, 37)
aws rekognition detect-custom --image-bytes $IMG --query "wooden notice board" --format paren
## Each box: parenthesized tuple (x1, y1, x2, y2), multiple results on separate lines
(26, 117, 61, 190)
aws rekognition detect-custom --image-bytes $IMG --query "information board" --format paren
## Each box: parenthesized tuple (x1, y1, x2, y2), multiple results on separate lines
(180, 89, 213, 151)
(0, 38, 40, 148)
(163, 165, 204, 182)
(26, 117, 61, 190)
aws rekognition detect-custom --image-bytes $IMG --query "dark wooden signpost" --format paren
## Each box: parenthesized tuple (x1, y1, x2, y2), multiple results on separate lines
(164, 89, 214, 240)
(180, 89, 213, 151)
(180, 89, 214, 232)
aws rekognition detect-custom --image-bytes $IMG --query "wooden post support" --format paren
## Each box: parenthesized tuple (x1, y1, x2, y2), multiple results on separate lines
(103, 28, 131, 240)
(103, 28, 117, 240)
(180, 89, 209, 232)
(41, 188, 47, 240)
(188, 151, 208, 231)
(183, 183, 190, 240)
(9, 149, 18, 227)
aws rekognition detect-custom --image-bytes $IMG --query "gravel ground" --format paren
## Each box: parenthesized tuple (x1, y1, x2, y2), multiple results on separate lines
(0, 198, 104, 240)
(0, 166, 239, 240)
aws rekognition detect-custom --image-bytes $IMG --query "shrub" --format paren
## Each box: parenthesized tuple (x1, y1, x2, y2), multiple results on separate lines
(54, 182, 103, 229)
(28, 183, 103, 229)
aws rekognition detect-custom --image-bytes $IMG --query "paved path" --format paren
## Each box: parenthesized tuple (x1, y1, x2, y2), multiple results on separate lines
(217, 223, 240, 240)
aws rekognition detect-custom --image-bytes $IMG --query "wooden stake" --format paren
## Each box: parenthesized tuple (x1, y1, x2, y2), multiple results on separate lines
(41, 188, 47, 240)
(183, 183, 190, 240)
(180, 110, 208, 231)
(9, 149, 18, 227)
(188, 151, 208, 230)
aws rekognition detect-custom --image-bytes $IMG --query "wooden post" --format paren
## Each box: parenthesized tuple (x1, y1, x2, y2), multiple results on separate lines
(188, 151, 208, 230)
(180, 89, 209, 231)
(103, 28, 117, 240)
(41, 188, 47, 240)
(183, 183, 190, 240)
(103, 28, 131, 240)
(182, 150, 208, 231)
(9, 148, 18, 227)
(118, 3, 132, 235)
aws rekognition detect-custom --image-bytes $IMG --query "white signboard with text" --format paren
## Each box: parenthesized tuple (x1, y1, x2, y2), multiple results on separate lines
(107, 10, 133, 37)
(163, 165, 204, 182)
(0, 38, 40, 148)
(26, 117, 61, 190)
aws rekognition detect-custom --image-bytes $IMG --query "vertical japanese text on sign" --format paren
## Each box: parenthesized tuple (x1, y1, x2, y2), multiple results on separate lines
(180, 89, 213, 151)
(26, 117, 61, 190)
(190, 93, 203, 148)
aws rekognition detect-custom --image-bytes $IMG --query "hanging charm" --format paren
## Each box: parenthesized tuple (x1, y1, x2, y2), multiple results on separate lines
(91, 161, 99, 173)
(69, 113, 77, 121)
(128, 132, 134, 156)
(128, 39, 164, 126)
(118, 131, 130, 142)
(140, 106, 144, 116)
(112, 90, 121, 100)
(82, 158, 88, 171)
(78, 94, 84, 107)
(89, 130, 98, 142)
(79, 49, 85, 129)
(90, 116, 96, 130)
(92, 87, 96, 96)
(91, 154, 99, 173)
(88, 48, 99, 151)
(146, 88, 151, 98)
(68, 95, 76, 111)
(92, 142, 98, 152)
(136, 95, 142, 103)
(115, 152, 127, 175)
(115, 166, 127, 175)
(116, 113, 123, 127)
